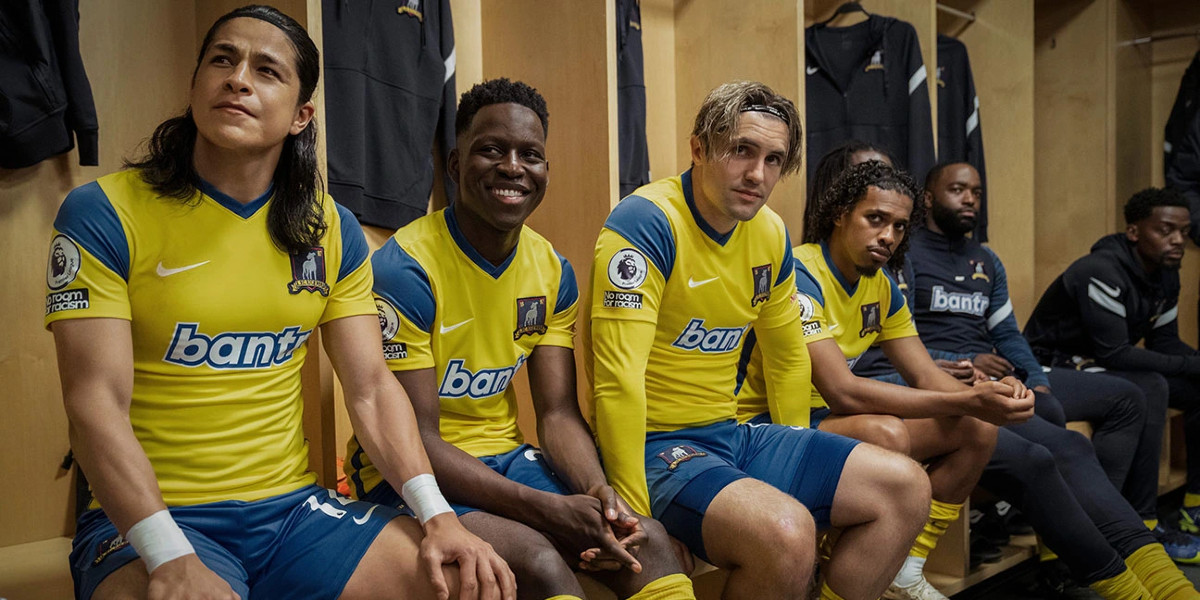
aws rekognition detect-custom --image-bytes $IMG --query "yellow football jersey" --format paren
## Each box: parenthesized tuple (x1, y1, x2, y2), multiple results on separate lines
(589, 170, 810, 516)
(738, 241, 917, 418)
(344, 206, 577, 499)
(44, 170, 375, 506)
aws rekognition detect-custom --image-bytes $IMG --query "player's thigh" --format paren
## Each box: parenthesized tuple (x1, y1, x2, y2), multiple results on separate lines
(817, 413, 911, 454)
(828, 442, 930, 528)
(340, 516, 455, 600)
(701, 477, 816, 570)
(91, 561, 148, 600)
(457, 510, 574, 577)
(904, 415, 996, 463)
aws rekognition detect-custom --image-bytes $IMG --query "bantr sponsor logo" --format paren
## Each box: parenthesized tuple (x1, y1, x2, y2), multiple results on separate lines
(46, 289, 90, 314)
(603, 290, 643, 309)
(164, 323, 312, 369)
(671, 319, 749, 353)
(929, 285, 989, 316)
(439, 355, 527, 399)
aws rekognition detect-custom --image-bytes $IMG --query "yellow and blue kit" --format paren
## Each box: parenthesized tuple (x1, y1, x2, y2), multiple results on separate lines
(738, 241, 918, 419)
(591, 170, 857, 559)
(49, 170, 402, 599)
(344, 205, 578, 503)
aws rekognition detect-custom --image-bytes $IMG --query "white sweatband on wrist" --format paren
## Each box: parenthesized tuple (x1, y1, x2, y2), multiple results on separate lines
(401, 473, 453, 524)
(125, 509, 196, 573)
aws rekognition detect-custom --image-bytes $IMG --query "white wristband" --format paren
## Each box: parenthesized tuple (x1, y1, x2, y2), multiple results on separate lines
(401, 473, 453, 524)
(125, 509, 196, 573)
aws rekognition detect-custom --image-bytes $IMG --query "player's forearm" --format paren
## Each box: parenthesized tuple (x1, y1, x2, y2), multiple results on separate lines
(345, 372, 436, 490)
(537, 410, 610, 496)
(823, 375, 973, 418)
(591, 318, 654, 515)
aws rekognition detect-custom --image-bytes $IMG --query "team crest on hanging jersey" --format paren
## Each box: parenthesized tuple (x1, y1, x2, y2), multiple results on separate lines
(970, 260, 990, 282)
(937, 66, 946, 88)
(751, 264, 772, 306)
(608, 248, 648, 290)
(398, 0, 423, 21)
(514, 296, 548, 340)
(860, 302, 882, 337)
(46, 234, 82, 290)
(288, 247, 330, 296)
(865, 50, 884, 72)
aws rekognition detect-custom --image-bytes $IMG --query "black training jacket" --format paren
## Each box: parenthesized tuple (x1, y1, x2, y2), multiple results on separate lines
(617, 0, 649, 198)
(1166, 101, 1200, 246)
(1164, 51, 1200, 183)
(936, 35, 987, 241)
(322, 0, 456, 230)
(1024, 234, 1200, 376)
(0, 0, 97, 168)
(805, 14, 935, 183)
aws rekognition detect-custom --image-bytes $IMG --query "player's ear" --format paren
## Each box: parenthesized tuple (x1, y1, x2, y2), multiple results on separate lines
(448, 148, 461, 183)
(923, 189, 934, 210)
(1125, 223, 1139, 243)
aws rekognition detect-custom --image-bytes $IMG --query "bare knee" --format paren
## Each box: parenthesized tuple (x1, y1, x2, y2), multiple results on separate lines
(960, 417, 998, 456)
(504, 537, 577, 593)
(860, 416, 912, 455)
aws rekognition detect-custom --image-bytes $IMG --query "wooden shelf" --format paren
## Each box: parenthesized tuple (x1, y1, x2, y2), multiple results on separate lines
(927, 534, 1038, 596)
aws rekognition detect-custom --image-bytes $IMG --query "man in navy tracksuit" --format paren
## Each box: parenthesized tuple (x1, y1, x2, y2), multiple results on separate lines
(1026, 186, 1200, 535)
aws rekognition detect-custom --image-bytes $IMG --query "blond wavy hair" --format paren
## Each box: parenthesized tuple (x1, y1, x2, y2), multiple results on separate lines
(690, 81, 804, 177)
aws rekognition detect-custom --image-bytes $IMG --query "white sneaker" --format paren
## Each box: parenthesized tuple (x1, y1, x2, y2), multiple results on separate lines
(882, 577, 950, 600)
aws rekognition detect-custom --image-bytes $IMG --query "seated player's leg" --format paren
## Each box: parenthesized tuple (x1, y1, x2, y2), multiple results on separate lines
(1164, 375, 1200, 530)
(72, 506, 249, 600)
(587, 516, 696, 600)
(341, 516, 462, 600)
(817, 413, 911, 455)
(459, 511, 584, 600)
(702, 477, 818, 599)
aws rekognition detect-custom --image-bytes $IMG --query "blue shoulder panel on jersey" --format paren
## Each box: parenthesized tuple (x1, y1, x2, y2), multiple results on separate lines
(371, 239, 435, 332)
(554, 251, 579, 314)
(336, 203, 369, 283)
(776, 230, 794, 286)
(604, 195, 676, 280)
(882, 268, 906, 317)
(54, 181, 130, 280)
(794, 261, 826, 308)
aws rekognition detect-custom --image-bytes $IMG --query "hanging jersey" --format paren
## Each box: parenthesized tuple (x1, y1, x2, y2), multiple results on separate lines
(805, 14, 936, 184)
(590, 169, 807, 515)
(344, 206, 577, 498)
(617, 0, 651, 197)
(44, 169, 374, 506)
(1164, 51, 1200, 180)
(936, 34, 988, 241)
(322, 0, 457, 229)
(738, 242, 915, 417)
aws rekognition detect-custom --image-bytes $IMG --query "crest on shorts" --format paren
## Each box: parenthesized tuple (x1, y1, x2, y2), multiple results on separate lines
(608, 248, 648, 290)
(93, 534, 129, 566)
(751, 264, 772, 307)
(860, 302, 882, 337)
(656, 445, 707, 470)
(288, 247, 330, 296)
(47, 234, 82, 291)
(514, 296, 548, 340)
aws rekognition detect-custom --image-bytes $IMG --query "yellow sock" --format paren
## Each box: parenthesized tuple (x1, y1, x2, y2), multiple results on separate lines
(1088, 567, 1153, 600)
(1145, 519, 1160, 530)
(1184, 493, 1200, 509)
(818, 581, 846, 600)
(1126, 544, 1200, 599)
(544, 596, 584, 600)
(626, 573, 695, 600)
(1038, 539, 1059, 562)
(910, 499, 961, 559)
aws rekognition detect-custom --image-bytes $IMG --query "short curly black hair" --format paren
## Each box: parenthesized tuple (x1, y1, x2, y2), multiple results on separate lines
(455, 78, 549, 138)
(803, 140, 895, 243)
(1124, 187, 1189, 224)
(811, 160, 922, 269)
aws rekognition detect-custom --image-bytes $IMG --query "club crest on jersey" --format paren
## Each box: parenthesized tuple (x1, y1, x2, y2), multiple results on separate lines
(46, 234, 82, 291)
(860, 302, 882, 337)
(93, 534, 129, 565)
(751, 264, 772, 306)
(608, 248, 648, 290)
(288, 247, 330, 296)
(514, 296, 548, 340)
(398, 0, 423, 21)
(866, 49, 884, 72)
(656, 445, 707, 470)
(970, 260, 990, 282)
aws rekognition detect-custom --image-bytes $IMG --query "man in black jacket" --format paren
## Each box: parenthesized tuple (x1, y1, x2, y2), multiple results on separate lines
(1025, 187, 1200, 533)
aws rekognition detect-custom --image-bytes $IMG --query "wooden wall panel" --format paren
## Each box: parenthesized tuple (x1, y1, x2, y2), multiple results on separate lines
(642, 0, 678, 191)
(0, 0, 198, 546)
(675, 0, 806, 234)
(938, 1, 1037, 319)
(1034, 0, 1111, 295)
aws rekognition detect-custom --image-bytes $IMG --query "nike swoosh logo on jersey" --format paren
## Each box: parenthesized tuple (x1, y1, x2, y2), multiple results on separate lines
(353, 504, 377, 525)
(156, 261, 210, 277)
(806, 65, 819, 75)
(1089, 277, 1121, 297)
(828, 323, 839, 331)
(440, 318, 474, 334)
(688, 276, 719, 288)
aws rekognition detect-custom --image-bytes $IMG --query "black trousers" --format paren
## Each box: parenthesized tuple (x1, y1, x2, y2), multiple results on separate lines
(1105, 369, 1200, 498)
